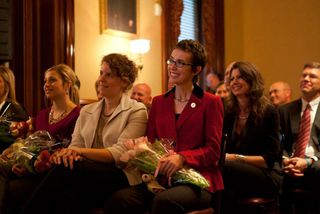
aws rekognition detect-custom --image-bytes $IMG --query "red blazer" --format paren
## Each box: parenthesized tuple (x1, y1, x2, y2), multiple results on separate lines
(146, 85, 224, 192)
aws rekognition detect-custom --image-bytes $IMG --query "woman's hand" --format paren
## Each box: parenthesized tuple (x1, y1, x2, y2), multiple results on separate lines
(50, 148, 83, 169)
(12, 164, 28, 176)
(158, 153, 184, 177)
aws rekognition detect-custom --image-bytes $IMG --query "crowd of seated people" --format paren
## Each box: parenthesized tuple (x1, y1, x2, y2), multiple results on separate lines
(0, 39, 319, 214)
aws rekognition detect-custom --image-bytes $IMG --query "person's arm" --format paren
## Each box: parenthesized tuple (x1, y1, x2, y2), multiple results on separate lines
(226, 153, 267, 168)
(226, 105, 280, 169)
(106, 106, 148, 163)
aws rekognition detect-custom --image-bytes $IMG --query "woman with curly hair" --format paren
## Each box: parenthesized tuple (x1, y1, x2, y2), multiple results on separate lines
(222, 61, 282, 213)
(22, 54, 148, 213)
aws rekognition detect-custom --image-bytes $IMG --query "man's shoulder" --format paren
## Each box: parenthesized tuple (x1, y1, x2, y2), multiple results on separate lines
(280, 99, 301, 111)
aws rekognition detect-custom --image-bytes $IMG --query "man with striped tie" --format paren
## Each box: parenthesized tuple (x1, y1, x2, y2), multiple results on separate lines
(279, 62, 320, 214)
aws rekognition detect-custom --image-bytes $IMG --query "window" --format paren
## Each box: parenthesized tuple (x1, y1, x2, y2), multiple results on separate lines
(178, 0, 199, 41)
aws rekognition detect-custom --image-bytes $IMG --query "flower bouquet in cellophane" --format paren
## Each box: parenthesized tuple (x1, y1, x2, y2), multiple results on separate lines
(0, 117, 33, 150)
(120, 137, 210, 193)
(0, 130, 68, 174)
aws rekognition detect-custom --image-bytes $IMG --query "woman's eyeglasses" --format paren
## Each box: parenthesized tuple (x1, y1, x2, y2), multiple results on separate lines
(166, 59, 193, 68)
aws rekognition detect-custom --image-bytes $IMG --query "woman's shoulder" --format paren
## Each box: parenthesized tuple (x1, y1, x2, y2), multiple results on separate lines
(4, 101, 29, 121)
(122, 94, 147, 111)
(80, 99, 102, 112)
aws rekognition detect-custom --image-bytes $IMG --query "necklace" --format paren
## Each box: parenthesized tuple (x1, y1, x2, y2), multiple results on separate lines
(174, 97, 190, 103)
(49, 109, 67, 124)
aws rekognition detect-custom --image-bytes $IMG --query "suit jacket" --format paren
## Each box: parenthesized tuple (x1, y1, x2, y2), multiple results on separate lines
(69, 94, 148, 185)
(279, 99, 320, 159)
(223, 104, 282, 188)
(147, 84, 224, 192)
(224, 104, 281, 169)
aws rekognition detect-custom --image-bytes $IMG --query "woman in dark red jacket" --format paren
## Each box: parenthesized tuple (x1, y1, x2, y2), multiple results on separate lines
(105, 39, 224, 214)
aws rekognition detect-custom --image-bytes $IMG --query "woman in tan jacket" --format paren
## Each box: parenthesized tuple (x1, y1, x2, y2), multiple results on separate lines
(22, 53, 148, 214)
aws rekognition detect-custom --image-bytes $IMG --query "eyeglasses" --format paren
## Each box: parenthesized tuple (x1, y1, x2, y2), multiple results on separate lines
(166, 59, 193, 68)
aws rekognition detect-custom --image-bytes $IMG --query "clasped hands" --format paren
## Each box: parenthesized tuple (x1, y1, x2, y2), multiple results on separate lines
(283, 157, 308, 177)
(156, 153, 185, 178)
(50, 148, 83, 169)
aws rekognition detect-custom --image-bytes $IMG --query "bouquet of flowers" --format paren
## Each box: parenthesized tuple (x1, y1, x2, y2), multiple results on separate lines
(120, 137, 210, 192)
(0, 130, 68, 173)
(0, 117, 32, 149)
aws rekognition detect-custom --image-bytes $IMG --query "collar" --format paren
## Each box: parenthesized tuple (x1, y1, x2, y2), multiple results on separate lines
(301, 96, 320, 112)
(164, 84, 204, 98)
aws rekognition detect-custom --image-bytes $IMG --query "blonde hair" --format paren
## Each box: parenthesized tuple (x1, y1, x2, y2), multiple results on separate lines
(0, 66, 17, 103)
(44, 64, 80, 105)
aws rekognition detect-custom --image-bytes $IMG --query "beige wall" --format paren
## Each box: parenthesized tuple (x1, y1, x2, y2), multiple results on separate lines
(74, 0, 162, 100)
(225, 0, 320, 100)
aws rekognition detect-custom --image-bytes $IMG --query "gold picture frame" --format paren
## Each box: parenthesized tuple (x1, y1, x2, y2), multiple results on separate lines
(100, 0, 139, 38)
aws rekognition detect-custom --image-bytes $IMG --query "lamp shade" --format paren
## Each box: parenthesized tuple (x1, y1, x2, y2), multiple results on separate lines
(130, 39, 150, 54)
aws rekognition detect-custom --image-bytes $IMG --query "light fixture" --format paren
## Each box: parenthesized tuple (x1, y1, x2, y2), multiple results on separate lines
(130, 39, 150, 71)
(154, 1, 162, 16)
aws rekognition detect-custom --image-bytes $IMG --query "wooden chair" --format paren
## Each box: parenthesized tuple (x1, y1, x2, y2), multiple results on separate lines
(234, 134, 283, 214)
(186, 134, 227, 214)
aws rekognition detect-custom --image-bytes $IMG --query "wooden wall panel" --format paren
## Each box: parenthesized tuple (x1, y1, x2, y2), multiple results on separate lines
(10, 0, 74, 117)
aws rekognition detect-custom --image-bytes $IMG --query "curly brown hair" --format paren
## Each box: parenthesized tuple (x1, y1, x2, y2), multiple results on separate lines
(226, 61, 271, 124)
(101, 53, 138, 92)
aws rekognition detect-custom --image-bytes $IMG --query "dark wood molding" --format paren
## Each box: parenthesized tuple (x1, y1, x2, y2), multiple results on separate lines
(201, 0, 225, 88)
(162, 0, 183, 92)
(162, 0, 224, 92)
(10, 0, 75, 117)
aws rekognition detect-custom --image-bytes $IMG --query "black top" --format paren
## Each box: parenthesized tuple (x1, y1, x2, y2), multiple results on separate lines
(0, 101, 29, 152)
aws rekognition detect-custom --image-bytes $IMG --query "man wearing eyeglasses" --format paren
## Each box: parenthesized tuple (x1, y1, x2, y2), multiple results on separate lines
(269, 81, 291, 107)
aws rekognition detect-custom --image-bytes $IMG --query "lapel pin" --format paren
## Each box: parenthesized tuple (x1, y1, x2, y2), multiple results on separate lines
(191, 102, 196, 108)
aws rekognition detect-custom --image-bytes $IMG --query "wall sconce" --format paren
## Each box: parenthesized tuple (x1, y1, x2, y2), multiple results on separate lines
(130, 39, 150, 71)
(154, 1, 162, 16)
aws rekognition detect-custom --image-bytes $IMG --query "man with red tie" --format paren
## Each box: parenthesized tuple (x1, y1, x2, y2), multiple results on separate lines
(279, 62, 320, 213)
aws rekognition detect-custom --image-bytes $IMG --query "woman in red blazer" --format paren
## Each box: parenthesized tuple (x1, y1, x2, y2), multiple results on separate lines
(105, 39, 224, 214)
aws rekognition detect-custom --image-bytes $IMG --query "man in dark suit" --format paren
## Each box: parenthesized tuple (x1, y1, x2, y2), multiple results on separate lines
(279, 62, 320, 213)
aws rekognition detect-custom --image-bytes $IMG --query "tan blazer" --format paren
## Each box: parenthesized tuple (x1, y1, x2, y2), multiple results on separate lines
(69, 94, 148, 185)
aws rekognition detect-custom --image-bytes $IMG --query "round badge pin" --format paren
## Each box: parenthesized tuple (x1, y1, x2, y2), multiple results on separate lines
(191, 102, 196, 108)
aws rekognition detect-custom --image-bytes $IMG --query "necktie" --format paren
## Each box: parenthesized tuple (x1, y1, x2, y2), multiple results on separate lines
(294, 104, 311, 158)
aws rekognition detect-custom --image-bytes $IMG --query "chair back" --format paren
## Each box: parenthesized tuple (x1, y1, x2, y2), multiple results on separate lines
(218, 134, 227, 171)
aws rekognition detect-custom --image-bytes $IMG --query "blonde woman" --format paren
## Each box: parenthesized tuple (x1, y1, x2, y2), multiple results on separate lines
(0, 64, 81, 214)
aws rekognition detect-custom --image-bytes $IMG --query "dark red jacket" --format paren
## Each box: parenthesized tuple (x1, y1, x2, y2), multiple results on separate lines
(146, 85, 224, 192)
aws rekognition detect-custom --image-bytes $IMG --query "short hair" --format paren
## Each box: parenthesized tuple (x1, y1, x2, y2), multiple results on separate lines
(0, 66, 17, 103)
(133, 83, 152, 96)
(45, 64, 80, 105)
(304, 62, 320, 70)
(101, 53, 138, 92)
(175, 39, 207, 83)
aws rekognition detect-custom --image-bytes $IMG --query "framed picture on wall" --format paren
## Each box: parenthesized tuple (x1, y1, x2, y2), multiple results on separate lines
(100, 0, 139, 38)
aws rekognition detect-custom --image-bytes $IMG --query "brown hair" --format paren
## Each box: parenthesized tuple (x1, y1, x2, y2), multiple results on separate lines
(226, 61, 271, 123)
(175, 39, 207, 83)
(101, 53, 138, 92)
(304, 62, 320, 70)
